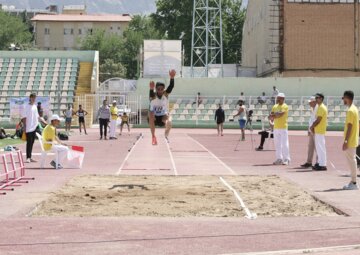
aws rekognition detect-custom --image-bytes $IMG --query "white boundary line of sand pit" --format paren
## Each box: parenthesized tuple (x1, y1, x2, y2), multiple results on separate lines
(165, 138, 178, 176)
(220, 244, 360, 255)
(219, 177, 257, 220)
(187, 134, 236, 175)
(115, 134, 143, 175)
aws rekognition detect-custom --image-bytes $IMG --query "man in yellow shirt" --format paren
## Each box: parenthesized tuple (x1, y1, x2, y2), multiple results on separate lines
(270, 93, 290, 165)
(120, 112, 130, 135)
(310, 93, 328, 171)
(42, 114, 69, 169)
(109, 100, 118, 140)
(342, 91, 359, 190)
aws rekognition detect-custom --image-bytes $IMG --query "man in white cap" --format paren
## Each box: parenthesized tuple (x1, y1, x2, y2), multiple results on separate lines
(42, 114, 69, 169)
(109, 100, 118, 140)
(310, 93, 328, 171)
(270, 93, 290, 165)
(301, 96, 318, 168)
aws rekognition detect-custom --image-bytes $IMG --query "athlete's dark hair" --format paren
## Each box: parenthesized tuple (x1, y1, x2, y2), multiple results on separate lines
(156, 82, 165, 88)
(343, 90, 354, 101)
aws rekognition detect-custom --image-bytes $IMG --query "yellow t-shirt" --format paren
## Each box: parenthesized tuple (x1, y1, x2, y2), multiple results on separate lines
(110, 106, 118, 121)
(344, 104, 359, 148)
(42, 124, 56, 151)
(315, 103, 328, 135)
(271, 103, 288, 129)
(121, 115, 128, 122)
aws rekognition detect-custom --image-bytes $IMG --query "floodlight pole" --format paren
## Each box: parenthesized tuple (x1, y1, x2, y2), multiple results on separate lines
(190, 0, 224, 78)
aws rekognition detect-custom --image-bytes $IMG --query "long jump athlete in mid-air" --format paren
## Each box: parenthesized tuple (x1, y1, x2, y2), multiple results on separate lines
(149, 69, 176, 145)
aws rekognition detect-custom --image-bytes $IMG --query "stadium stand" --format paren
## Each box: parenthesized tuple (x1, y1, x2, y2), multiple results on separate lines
(168, 96, 360, 128)
(0, 57, 79, 119)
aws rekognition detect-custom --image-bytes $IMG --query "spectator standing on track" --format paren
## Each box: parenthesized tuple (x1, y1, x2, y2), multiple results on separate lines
(120, 112, 131, 135)
(149, 69, 176, 145)
(310, 93, 328, 171)
(42, 114, 69, 169)
(341, 91, 359, 190)
(97, 100, 110, 140)
(271, 86, 279, 104)
(109, 100, 118, 140)
(357, 123, 360, 166)
(22, 93, 40, 163)
(233, 100, 247, 141)
(63, 104, 74, 135)
(270, 93, 290, 165)
(215, 104, 225, 136)
(75, 105, 88, 135)
(300, 96, 319, 168)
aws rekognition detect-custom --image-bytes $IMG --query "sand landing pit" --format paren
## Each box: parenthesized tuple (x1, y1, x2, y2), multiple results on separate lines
(32, 175, 339, 217)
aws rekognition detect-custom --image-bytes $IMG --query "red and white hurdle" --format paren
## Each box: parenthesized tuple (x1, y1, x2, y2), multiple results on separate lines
(0, 150, 33, 195)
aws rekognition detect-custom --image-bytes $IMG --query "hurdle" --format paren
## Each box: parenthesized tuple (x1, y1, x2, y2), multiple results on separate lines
(0, 150, 34, 195)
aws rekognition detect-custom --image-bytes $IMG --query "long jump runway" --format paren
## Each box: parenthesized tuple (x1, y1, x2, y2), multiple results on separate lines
(118, 133, 236, 176)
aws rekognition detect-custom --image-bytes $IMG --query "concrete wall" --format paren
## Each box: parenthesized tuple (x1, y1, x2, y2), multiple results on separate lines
(241, 0, 280, 77)
(135, 77, 360, 108)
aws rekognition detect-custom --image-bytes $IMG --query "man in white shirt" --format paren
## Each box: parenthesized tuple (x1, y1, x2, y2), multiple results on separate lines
(300, 96, 318, 168)
(21, 93, 41, 163)
(271, 86, 279, 104)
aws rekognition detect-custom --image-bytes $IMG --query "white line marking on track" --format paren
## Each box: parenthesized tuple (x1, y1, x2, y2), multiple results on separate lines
(219, 177, 257, 220)
(165, 139, 178, 176)
(329, 160, 344, 175)
(115, 135, 142, 175)
(187, 134, 236, 175)
(220, 244, 360, 255)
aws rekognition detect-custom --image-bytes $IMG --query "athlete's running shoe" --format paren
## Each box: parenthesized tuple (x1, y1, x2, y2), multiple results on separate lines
(152, 136, 157, 145)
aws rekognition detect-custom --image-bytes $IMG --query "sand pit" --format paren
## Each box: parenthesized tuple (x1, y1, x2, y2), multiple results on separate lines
(32, 175, 339, 218)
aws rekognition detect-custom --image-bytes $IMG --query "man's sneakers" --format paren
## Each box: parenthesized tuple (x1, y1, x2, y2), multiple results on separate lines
(301, 162, 312, 168)
(282, 159, 290, 165)
(312, 164, 327, 171)
(26, 158, 37, 163)
(343, 182, 359, 190)
(273, 159, 283, 165)
(50, 160, 63, 169)
(255, 146, 263, 151)
(152, 136, 158, 145)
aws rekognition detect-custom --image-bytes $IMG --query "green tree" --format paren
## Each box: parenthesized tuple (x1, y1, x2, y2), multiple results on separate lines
(0, 11, 32, 50)
(80, 29, 124, 65)
(122, 15, 162, 79)
(99, 59, 127, 82)
(152, 0, 246, 65)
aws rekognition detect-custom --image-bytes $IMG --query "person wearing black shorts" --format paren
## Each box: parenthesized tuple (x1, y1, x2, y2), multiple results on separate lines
(214, 104, 225, 136)
(75, 105, 88, 135)
(149, 69, 176, 145)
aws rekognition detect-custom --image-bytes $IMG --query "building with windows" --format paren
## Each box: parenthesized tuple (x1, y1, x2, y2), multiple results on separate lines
(241, 0, 360, 77)
(31, 10, 131, 50)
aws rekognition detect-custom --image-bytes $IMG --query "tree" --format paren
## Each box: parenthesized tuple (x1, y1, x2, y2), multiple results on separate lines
(99, 59, 126, 82)
(80, 29, 124, 65)
(122, 15, 162, 79)
(151, 0, 246, 65)
(0, 11, 32, 50)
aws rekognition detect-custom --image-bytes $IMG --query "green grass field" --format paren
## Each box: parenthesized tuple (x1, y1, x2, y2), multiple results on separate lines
(0, 138, 24, 148)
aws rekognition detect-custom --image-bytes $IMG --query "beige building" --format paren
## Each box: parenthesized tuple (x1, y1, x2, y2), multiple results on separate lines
(32, 11, 131, 50)
(242, 0, 360, 77)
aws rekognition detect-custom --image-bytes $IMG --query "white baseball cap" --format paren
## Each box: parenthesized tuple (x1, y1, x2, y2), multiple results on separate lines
(308, 96, 316, 102)
(50, 114, 61, 122)
(277, 93, 285, 98)
(113, 100, 117, 103)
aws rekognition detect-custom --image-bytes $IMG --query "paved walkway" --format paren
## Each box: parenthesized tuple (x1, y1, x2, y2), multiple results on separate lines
(0, 128, 359, 255)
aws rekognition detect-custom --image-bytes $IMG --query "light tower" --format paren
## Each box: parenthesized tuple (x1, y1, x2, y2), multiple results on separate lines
(190, 0, 224, 77)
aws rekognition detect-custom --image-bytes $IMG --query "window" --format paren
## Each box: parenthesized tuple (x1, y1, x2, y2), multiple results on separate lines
(64, 28, 74, 35)
(78, 29, 82, 35)
(44, 28, 50, 35)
